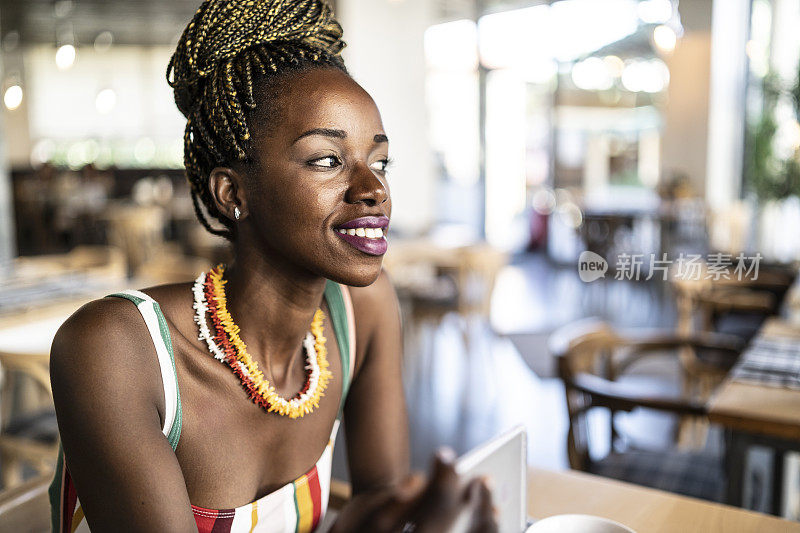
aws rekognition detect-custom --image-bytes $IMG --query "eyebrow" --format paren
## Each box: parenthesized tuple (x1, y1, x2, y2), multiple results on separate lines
(292, 128, 389, 145)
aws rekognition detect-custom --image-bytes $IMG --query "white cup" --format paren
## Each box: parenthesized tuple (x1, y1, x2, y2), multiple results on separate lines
(526, 514, 636, 533)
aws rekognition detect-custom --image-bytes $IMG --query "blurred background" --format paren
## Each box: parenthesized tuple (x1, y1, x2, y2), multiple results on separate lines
(2, 0, 800, 527)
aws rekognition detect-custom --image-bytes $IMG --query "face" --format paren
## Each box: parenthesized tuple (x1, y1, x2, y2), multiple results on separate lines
(225, 67, 391, 287)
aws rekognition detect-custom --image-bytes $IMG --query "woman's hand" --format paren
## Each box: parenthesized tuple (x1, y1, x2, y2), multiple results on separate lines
(333, 450, 498, 533)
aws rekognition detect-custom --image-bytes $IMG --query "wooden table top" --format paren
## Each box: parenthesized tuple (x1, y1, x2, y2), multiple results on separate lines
(0, 278, 153, 355)
(528, 467, 800, 532)
(707, 317, 800, 441)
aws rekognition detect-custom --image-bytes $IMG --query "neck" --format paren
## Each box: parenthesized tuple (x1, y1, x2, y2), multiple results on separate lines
(221, 243, 327, 387)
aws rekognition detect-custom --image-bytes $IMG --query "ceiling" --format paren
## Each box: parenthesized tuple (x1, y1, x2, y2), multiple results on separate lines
(0, 0, 613, 49)
(0, 0, 203, 47)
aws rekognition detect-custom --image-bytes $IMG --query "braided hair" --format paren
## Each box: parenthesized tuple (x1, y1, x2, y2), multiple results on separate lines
(168, 0, 347, 239)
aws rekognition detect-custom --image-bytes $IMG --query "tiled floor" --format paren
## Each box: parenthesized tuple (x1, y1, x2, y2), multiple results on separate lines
(334, 251, 683, 479)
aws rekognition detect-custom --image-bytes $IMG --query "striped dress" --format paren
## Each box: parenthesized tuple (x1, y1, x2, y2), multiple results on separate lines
(49, 281, 357, 533)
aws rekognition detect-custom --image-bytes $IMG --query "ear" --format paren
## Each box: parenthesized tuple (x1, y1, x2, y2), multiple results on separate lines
(208, 166, 248, 221)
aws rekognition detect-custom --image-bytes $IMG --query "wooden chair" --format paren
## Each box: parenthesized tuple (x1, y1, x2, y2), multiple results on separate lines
(384, 240, 507, 325)
(62, 245, 127, 281)
(135, 244, 212, 284)
(454, 244, 508, 318)
(673, 263, 795, 341)
(0, 352, 59, 489)
(0, 473, 51, 533)
(12, 245, 127, 284)
(550, 318, 742, 501)
(672, 263, 795, 409)
(105, 204, 168, 276)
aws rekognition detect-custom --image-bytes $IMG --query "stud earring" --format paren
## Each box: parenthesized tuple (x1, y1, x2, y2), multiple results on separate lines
(234, 206, 241, 220)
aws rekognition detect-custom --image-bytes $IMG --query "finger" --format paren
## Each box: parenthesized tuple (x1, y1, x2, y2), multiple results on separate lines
(475, 477, 494, 516)
(466, 479, 498, 533)
(370, 475, 429, 530)
(398, 473, 427, 499)
(425, 448, 459, 504)
(332, 490, 399, 533)
(432, 447, 457, 477)
(396, 451, 463, 532)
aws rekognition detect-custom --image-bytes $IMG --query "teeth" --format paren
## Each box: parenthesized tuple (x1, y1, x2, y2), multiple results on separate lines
(337, 227, 387, 239)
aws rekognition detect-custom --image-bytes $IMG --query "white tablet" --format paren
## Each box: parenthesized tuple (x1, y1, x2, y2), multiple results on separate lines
(455, 425, 527, 533)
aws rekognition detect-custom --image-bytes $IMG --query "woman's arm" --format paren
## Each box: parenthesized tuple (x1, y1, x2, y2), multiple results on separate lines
(50, 299, 197, 532)
(343, 269, 409, 493)
(336, 272, 497, 532)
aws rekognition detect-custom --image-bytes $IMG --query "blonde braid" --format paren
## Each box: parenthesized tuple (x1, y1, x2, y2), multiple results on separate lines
(168, 0, 347, 239)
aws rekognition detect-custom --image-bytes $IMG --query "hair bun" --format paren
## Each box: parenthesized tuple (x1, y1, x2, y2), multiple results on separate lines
(168, 0, 344, 116)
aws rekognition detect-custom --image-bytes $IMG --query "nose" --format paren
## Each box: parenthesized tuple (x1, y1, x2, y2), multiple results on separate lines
(344, 162, 388, 207)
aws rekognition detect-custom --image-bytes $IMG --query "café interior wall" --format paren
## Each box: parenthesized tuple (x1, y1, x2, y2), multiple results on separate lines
(337, 0, 436, 236)
(658, 0, 712, 199)
(660, 30, 712, 197)
(22, 45, 185, 152)
(4, 87, 31, 168)
(706, 0, 749, 209)
(1, 45, 186, 171)
(0, 113, 15, 264)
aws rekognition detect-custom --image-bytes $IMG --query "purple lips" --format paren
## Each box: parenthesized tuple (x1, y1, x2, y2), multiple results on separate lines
(334, 216, 389, 256)
(335, 232, 388, 255)
(336, 216, 389, 229)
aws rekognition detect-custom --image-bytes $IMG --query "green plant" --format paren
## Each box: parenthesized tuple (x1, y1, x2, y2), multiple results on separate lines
(745, 71, 800, 201)
(792, 58, 800, 122)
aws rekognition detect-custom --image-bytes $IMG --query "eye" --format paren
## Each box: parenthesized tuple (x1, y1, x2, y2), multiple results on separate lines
(308, 155, 341, 168)
(370, 158, 393, 173)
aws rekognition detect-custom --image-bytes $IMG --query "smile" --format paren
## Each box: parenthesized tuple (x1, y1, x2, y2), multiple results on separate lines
(334, 216, 389, 256)
(336, 227, 384, 238)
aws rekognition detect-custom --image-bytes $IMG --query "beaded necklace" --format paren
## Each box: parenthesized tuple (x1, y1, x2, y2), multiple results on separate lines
(192, 265, 332, 419)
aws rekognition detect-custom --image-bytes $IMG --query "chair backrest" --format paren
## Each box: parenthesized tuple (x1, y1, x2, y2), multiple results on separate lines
(672, 262, 795, 338)
(549, 318, 621, 471)
(135, 248, 212, 284)
(66, 245, 127, 281)
(549, 318, 620, 381)
(707, 201, 751, 255)
(0, 352, 52, 431)
(106, 204, 167, 275)
(455, 245, 508, 317)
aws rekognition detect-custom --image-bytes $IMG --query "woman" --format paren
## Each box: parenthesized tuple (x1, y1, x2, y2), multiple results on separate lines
(48, 0, 495, 531)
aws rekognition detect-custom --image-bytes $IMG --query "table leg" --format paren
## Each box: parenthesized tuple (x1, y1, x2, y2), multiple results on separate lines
(725, 429, 746, 507)
(771, 449, 785, 516)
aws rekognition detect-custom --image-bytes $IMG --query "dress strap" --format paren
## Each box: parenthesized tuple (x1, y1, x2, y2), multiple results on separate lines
(107, 290, 182, 450)
(323, 281, 356, 415)
(339, 285, 357, 383)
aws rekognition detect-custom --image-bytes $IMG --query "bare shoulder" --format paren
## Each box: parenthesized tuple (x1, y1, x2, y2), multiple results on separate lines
(346, 269, 400, 329)
(51, 280, 190, 378)
(345, 269, 402, 375)
(52, 296, 152, 372)
(50, 295, 196, 530)
(50, 295, 164, 426)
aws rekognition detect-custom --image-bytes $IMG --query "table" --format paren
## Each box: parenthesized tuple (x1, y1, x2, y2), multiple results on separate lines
(2, 467, 795, 533)
(0, 280, 148, 422)
(528, 467, 800, 532)
(707, 317, 800, 513)
(0, 277, 153, 354)
(383, 238, 507, 318)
